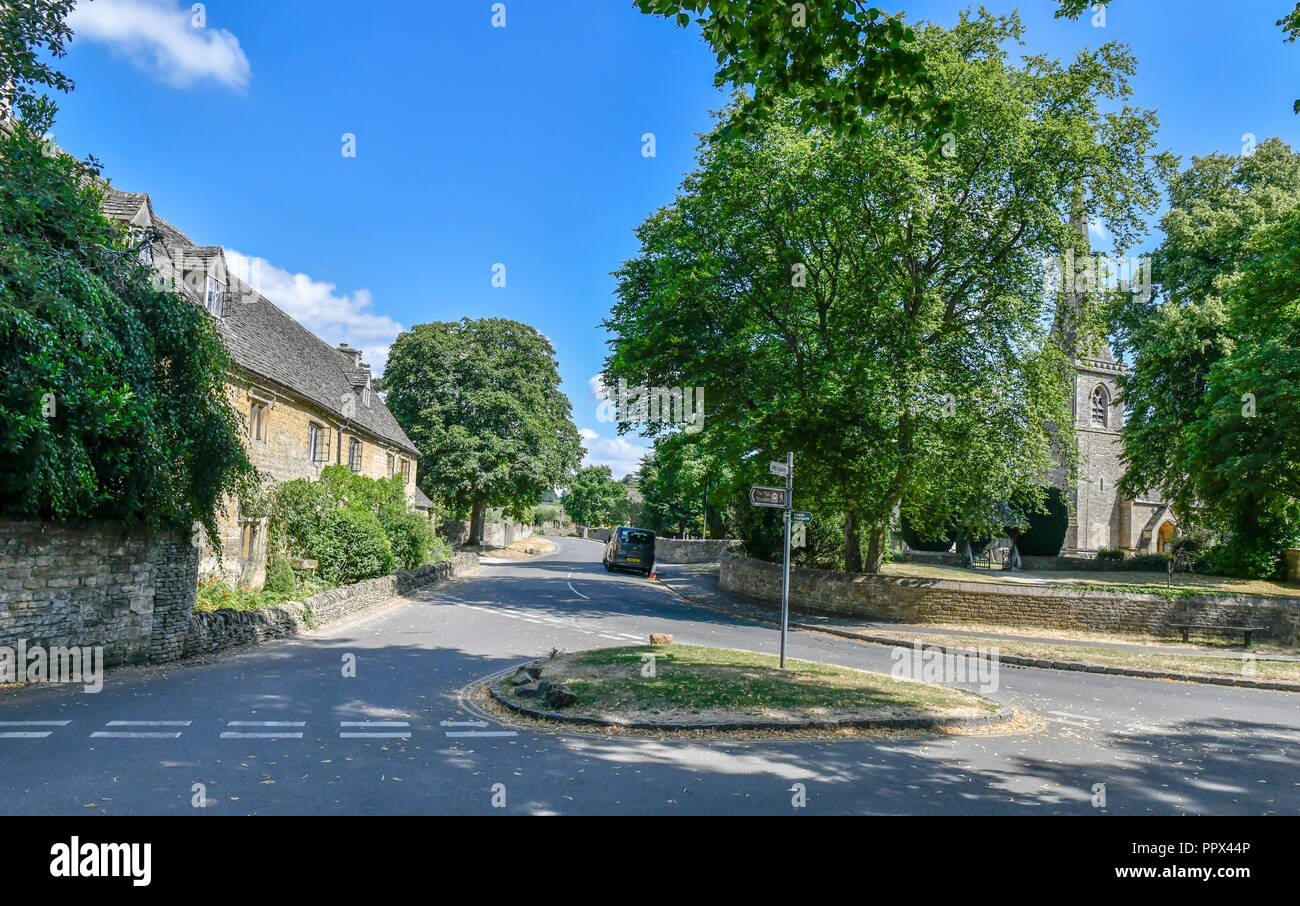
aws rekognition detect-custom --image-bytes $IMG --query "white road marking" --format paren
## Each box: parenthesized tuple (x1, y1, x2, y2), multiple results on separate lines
(222, 720, 306, 739)
(566, 581, 591, 600)
(1048, 711, 1099, 722)
(0, 720, 70, 738)
(445, 730, 518, 738)
(340, 720, 411, 739)
(91, 720, 191, 739)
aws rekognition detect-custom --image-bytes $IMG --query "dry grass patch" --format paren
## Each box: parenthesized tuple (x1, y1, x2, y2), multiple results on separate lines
(499, 644, 999, 726)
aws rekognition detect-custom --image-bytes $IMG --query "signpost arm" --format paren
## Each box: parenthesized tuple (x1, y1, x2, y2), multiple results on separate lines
(780, 451, 793, 668)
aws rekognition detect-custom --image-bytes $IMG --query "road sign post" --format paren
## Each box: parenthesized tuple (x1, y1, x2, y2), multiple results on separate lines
(779, 452, 792, 668)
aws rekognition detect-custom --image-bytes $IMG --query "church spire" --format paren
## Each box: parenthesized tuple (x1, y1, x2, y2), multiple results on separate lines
(1051, 190, 1115, 364)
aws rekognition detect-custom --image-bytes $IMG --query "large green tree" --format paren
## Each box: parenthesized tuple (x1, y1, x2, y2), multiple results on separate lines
(0, 0, 75, 130)
(382, 318, 582, 544)
(634, 1, 1239, 139)
(633, 0, 946, 137)
(561, 465, 628, 530)
(0, 0, 251, 542)
(636, 432, 733, 538)
(1114, 139, 1300, 575)
(606, 11, 1168, 572)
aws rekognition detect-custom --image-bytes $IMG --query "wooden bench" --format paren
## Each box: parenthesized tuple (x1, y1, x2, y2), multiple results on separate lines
(1168, 623, 1266, 647)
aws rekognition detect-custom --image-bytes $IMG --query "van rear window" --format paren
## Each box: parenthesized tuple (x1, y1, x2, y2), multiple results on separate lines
(619, 529, 653, 545)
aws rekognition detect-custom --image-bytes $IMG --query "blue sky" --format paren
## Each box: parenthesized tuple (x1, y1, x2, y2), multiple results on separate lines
(50, 0, 1299, 477)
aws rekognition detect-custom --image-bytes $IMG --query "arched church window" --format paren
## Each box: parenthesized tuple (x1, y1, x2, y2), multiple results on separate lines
(1091, 384, 1109, 427)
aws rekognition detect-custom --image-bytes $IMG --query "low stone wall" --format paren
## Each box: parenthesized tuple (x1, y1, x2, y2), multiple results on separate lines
(441, 519, 533, 548)
(179, 553, 478, 659)
(1, 520, 197, 668)
(654, 538, 738, 564)
(719, 552, 1300, 642)
(482, 521, 533, 549)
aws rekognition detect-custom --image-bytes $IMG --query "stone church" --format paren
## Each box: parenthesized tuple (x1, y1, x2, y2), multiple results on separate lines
(1049, 218, 1177, 557)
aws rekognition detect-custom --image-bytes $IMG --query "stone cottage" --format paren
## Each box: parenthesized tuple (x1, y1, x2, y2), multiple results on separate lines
(101, 187, 422, 588)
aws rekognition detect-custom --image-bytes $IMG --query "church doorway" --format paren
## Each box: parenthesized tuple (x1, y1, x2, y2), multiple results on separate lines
(1156, 521, 1175, 554)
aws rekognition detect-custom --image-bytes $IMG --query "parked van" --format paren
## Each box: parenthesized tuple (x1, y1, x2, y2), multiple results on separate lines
(603, 526, 656, 576)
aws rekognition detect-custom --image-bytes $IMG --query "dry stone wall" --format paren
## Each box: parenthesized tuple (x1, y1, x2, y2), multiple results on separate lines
(719, 551, 1300, 642)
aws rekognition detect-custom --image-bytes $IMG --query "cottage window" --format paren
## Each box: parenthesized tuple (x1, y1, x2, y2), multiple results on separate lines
(400, 458, 411, 485)
(240, 522, 257, 559)
(249, 400, 267, 442)
(386, 453, 395, 477)
(308, 422, 330, 462)
(348, 437, 362, 472)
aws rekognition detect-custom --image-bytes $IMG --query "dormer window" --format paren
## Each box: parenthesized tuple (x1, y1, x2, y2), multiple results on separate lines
(205, 275, 223, 317)
(1091, 384, 1110, 427)
(362, 386, 371, 408)
(127, 226, 153, 265)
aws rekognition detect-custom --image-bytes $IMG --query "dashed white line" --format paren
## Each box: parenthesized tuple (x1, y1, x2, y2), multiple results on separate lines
(91, 720, 190, 739)
(340, 720, 411, 739)
(445, 731, 518, 738)
(0, 720, 71, 739)
(221, 720, 306, 739)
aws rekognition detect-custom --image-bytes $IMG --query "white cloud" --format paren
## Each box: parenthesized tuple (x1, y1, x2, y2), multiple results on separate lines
(579, 428, 649, 480)
(69, 0, 251, 89)
(224, 249, 403, 373)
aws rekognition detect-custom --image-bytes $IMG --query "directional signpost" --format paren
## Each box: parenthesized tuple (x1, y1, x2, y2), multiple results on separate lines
(752, 453, 795, 667)
(749, 486, 788, 508)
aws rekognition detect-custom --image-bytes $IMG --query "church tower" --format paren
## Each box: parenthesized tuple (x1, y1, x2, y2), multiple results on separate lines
(1049, 208, 1174, 555)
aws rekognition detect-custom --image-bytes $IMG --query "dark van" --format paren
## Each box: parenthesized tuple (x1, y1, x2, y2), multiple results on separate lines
(603, 527, 656, 576)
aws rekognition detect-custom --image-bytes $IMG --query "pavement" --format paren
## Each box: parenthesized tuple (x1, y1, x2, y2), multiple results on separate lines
(1, 535, 1298, 815)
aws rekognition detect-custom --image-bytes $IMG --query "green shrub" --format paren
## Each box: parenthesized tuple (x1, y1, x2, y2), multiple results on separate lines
(426, 534, 452, 564)
(264, 556, 297, 596)
(380, 507, 436, 570)
(1124, 552, 1173, 571)
(1096, 548, 1125, 562)
(310, 509, 394, 585)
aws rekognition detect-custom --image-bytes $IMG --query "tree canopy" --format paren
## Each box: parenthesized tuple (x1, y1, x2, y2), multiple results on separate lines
(0, 97, 250, 543)
(0, 0, 76, 131)
(606, 10, 1169, 571)
(383, 318, 583, 543)
(561, 465, 628, 529)
(1115, 139, 1300, 576)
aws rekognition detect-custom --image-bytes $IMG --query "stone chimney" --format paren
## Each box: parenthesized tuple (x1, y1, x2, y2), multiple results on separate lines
(337, 342, 362, 369)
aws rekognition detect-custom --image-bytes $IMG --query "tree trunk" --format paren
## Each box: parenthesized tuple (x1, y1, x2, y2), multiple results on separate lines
(468, 499, 487, 546)
(864, 523, 888, 574)
(844, 509, 862, 573)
